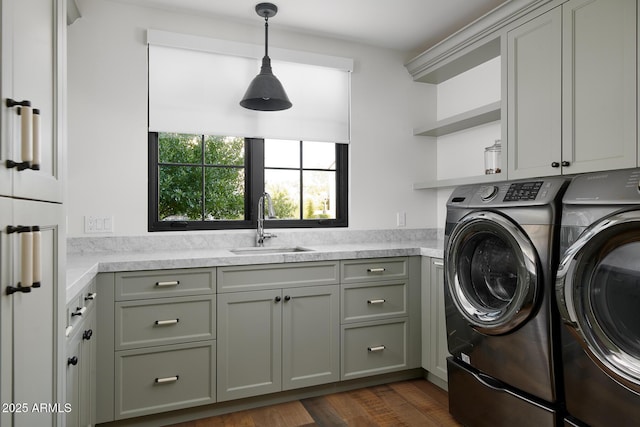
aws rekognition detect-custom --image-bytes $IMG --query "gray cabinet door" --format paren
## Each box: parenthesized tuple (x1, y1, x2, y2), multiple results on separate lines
(217, 289, 282, 401)
(507, 6, 562, 179)
(561, 0, 637, 174)
(282, 285, 340, 390)
(65, 330, 82, 427)
(429, 259, 449, 383)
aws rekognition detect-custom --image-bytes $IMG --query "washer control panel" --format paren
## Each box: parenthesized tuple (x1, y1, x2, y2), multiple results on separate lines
(504, 181, 544, 201)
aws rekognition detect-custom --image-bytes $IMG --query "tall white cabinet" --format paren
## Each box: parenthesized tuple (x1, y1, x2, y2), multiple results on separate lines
(0, 0, 66, 426)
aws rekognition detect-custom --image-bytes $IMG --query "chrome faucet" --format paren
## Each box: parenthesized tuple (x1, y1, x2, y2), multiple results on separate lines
(257, 192, 277, 246)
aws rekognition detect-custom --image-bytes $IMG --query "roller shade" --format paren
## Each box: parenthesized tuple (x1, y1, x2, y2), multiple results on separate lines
(148, 30, 352, 143)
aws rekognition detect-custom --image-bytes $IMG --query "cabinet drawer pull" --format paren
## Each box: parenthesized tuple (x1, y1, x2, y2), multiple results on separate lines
(155, 280, 180, 287)
(72, 306, 86, 317)
(367, 345, 386, 352)
(65, 325, 74, 337)
(367, 268, 386, 273)
(561, 161, 570, 167)
(85, 292, 97, 301)
(433, 260, 444, 266)
(155, 375, 179, 384)
(154, 319, 179, 326)
(367, 299, 386, 305)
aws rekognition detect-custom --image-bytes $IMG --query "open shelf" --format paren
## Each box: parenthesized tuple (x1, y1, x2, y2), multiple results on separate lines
(413, 101, 501, 137)
(413, 172, 504, 190)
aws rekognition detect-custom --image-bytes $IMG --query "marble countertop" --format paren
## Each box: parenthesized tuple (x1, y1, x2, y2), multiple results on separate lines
(66, 239, 444, 304)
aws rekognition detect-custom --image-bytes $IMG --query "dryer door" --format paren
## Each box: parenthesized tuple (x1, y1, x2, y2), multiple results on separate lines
(557, 209, 640, 393)
(445, 211, 540, 335)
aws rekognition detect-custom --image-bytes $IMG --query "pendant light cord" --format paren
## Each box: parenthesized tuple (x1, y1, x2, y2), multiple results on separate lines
(264, 16, 269, 58)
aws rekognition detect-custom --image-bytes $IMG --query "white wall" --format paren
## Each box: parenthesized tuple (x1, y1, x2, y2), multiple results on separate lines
(66, 0, 437, 236)
(434, 57, 502, 228)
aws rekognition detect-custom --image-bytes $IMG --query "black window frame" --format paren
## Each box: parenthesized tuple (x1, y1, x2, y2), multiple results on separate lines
(148, 132, 348, 231)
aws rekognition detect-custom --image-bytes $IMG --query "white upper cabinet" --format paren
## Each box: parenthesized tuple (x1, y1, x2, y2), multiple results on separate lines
(508, 0, 637, 179)
(0, 0, 64, 202)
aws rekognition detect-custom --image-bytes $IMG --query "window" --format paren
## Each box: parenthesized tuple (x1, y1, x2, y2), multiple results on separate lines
(148, 132, 348, 231)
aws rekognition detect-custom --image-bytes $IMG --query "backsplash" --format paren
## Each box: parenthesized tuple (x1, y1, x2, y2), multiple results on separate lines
(67, 228, 440, 254)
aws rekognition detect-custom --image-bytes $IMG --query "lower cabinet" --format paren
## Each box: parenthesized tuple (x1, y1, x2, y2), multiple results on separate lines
(65, 281, 97, 427)
(421, 257, 449, 387)
(217, 284, 340, 402)
(95, 257, 421, 423)
(340, 258, 421, 380)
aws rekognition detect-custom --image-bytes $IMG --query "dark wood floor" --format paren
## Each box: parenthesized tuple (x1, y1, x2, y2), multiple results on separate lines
(168, 379, 462, 427)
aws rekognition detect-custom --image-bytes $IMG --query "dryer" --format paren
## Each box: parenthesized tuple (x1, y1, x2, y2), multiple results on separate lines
(556, 168, 640, 427)
(444, 177, 568, 427)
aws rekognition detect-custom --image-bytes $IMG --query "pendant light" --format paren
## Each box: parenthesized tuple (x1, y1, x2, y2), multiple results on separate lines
(240, 3, 292, 111)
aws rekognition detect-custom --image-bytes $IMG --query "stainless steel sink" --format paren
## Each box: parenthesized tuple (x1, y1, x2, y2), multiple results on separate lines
(230, 246, 313, 255)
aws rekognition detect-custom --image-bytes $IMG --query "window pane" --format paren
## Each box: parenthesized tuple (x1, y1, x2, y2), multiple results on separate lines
(303, 141, 336, 170)
(158, 165, 202, 220)
(159, 133, 202, 164)
(265, 169, 300, 219)
(265, 139, 300, 168)
(303, 171, 336, 219)
(204, 167, 245, 220)
(204, 135, 245, 166)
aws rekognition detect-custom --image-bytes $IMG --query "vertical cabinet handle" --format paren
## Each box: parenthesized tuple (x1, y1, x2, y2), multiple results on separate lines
(6, 225, 41, 295)
(4, 99, 40, 171)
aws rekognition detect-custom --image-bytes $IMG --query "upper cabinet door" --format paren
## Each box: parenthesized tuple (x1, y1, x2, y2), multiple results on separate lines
(507, 7, 563, 180)
(561, 0, 637, 174)
(0, 0, 64, 203)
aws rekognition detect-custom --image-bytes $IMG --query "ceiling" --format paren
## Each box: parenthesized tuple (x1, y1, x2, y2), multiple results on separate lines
(109, 0, 510, 54)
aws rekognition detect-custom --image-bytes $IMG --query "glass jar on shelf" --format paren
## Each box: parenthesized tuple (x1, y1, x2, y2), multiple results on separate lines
(484, 140, 502, 174)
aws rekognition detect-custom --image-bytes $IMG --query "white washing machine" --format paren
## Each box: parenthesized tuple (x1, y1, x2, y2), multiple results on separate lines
(556, 168, 640, 427)
(444, 177, 568, 427)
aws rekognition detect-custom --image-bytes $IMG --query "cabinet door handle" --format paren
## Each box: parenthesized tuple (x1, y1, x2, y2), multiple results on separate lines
(67, 356, 78, 366)
(82, 329, 93, 341)
(155, 375, 179, 384)
(433, 260, 444, 266)
(367, 268, 386, 273)
(561, 161, 570, 167)
(85, 292, 97, 301)
(551, 162, 560, 168)
(367, 345, 386, 352)
(65, 325, 74, 337)
(367, 299, 386, 305)
(154, 319, 179, 326)
(155, 280, 180, 287)
(284, 295, 291, 301)
(274, 296, 281, 303)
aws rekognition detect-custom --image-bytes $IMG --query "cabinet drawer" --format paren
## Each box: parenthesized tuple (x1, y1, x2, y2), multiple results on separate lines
(115, 296, 216, 350)
(217, 261, 339, 293)
(115, 268, 215, 301)
(115, 341, 216, 419)
(341, 318, 408, 380)
(341, 258, 408, 283)
(342, 281, 407, 323)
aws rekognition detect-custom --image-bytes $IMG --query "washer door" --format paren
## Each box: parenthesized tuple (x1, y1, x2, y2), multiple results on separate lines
(557, 210, 640, 393)
(445, 211, 540, 335)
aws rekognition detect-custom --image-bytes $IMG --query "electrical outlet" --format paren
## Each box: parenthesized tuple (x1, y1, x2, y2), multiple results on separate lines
(396, 212, 406, 227)
(84, 215, 114, 233)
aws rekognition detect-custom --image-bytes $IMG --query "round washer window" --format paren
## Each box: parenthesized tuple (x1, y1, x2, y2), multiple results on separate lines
(446, 211, 539, 335)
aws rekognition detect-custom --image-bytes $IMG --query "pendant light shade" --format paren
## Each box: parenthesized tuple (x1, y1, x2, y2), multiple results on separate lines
(240, 3, 292, 111)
